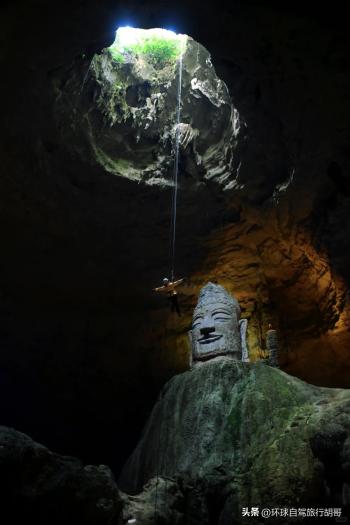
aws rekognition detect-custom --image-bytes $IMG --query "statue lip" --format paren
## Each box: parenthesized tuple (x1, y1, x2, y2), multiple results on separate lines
(198, 334, 223, 344)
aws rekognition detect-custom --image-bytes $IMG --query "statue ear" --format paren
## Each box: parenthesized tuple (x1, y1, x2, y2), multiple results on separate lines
(239, 319, 249, 362)
(188, 330, 193, 369)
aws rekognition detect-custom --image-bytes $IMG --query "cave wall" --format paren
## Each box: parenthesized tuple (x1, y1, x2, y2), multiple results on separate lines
(1, 0, 350, 472)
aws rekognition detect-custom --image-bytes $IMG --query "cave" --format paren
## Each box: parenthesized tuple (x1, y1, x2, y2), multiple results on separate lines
(1, 0, 350, 523)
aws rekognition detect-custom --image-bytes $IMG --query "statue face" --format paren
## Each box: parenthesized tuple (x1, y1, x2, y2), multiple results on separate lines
(191, 298, 241, 361)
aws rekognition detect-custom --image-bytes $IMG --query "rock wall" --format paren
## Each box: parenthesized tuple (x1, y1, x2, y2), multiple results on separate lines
(0, 426, 122, 524)
(55, 35, 239, 188)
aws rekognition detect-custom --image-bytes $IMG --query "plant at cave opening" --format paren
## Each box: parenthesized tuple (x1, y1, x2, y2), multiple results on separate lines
(108, 27, 186, 68)
(109, 47, 124, 63)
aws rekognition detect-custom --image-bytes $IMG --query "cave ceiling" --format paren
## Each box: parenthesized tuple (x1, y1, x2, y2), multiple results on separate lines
(1, 0, 350, 472)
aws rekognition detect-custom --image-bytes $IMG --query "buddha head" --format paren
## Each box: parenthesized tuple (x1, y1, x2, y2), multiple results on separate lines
(189, 282, 242, 364)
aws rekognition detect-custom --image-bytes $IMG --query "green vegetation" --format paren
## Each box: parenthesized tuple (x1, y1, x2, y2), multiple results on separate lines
(125, 35, 182, 65)
(108, 28, 185, 68)
(109, 47, 124, 64)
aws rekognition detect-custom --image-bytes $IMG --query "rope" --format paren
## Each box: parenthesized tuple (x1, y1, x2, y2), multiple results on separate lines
(154, 36, 183, 523)
(154, 413, 162, 524)
(153, 386, 172, 524)
(153, 42, 185, 524)
(80, 58, 93, 94)
(170, 38, 184, 282)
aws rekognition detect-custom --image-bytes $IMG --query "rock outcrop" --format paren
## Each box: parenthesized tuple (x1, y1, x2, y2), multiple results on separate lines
(0, 425, 186, 525)
(120, 358, 350, 523)
(0, 426, 122, 524)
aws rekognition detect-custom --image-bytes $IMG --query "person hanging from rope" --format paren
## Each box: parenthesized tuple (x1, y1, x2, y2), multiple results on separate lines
(153, 277, 184, 317)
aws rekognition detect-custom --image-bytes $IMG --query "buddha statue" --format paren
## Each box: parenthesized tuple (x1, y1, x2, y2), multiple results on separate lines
(189, 282, 249, 367)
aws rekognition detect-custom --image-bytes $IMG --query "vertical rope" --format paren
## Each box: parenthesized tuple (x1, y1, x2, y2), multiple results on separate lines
(153, 385, 172, 524)
(80, 58, 93, 94)
(154, 410, 162, 524)
(170, 38, 184, 282)
(153, 39, 185, 524)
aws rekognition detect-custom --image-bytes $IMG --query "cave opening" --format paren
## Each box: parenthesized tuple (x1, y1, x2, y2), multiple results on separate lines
(108, 27, 186, 66)
(63, 24, 239, 191)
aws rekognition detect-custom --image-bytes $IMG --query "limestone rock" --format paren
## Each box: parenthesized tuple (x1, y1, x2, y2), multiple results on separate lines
(119, 359, 350, 523)
(0, 425, 186, 525)
(0, 426, 122, 524)
(121, 476, 185, 525)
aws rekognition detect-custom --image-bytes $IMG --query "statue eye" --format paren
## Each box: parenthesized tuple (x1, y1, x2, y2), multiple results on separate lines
(192, 317, 203, 328)
(213, 312, 231, 322)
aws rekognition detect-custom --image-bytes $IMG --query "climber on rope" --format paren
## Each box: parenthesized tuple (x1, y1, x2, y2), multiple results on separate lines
(153, 277, 184, 317)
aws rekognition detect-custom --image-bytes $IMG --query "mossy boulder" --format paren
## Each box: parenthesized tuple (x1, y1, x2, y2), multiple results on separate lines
(119, 358, 350, 523)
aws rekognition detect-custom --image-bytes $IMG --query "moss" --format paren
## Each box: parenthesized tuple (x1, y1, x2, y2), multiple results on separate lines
(89, 53, 131, 125)
(108, 47, 124, 64)
(124, 35, 182, 67)
(232, 364, 322, 507)
(108, 29, 186, 69)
